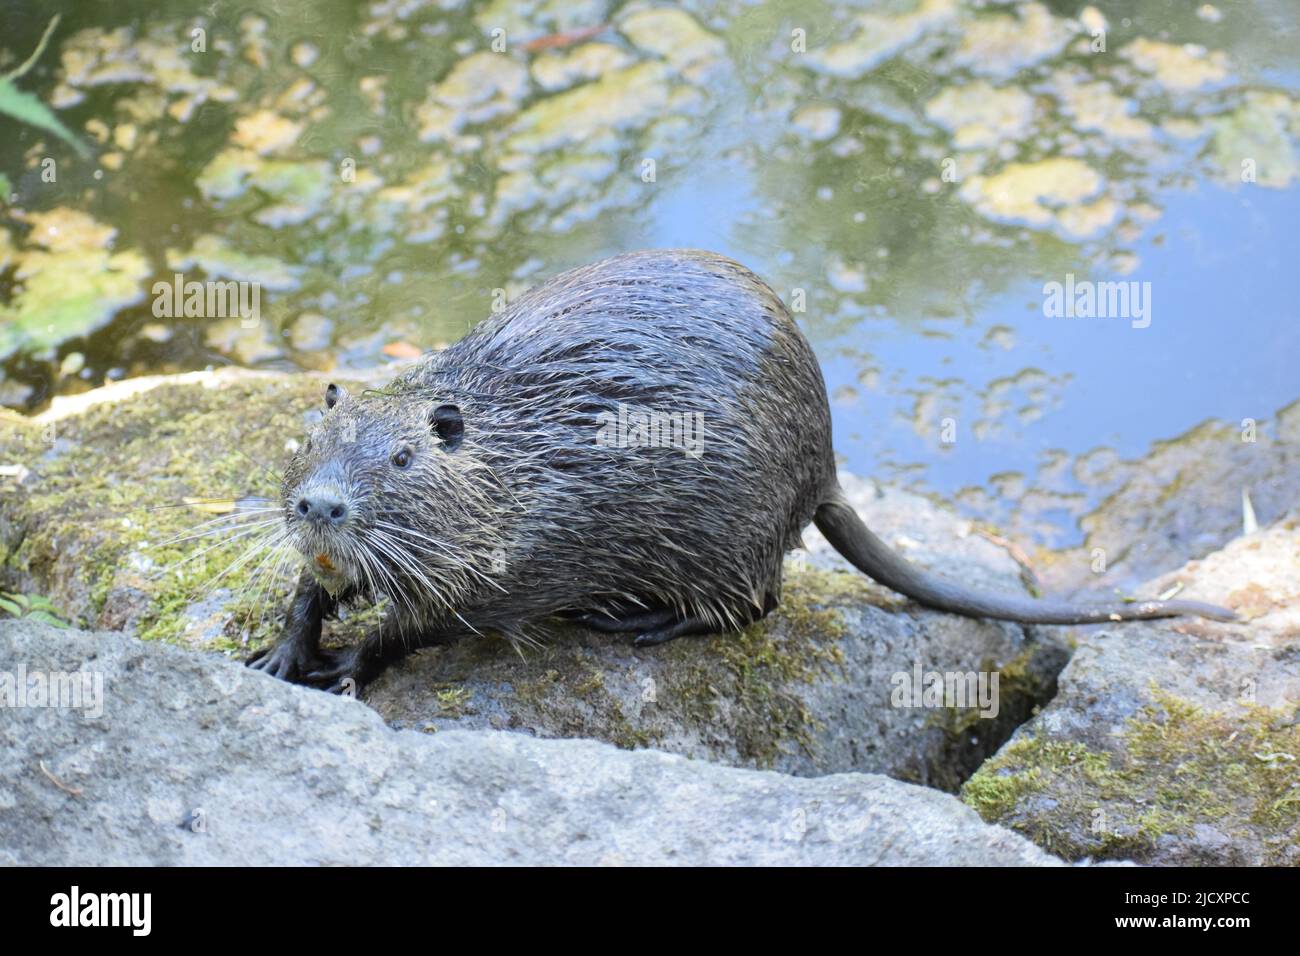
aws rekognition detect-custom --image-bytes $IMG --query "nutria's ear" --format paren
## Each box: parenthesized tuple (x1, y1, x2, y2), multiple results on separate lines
(430, 404, 464, 450)
(324, 383, 348, 409)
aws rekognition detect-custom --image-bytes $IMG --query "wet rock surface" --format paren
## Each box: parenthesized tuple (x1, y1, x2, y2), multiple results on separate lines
(1039, 402, 1300, 598)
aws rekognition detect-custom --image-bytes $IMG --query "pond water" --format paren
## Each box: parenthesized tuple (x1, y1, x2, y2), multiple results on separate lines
(2, 0, 1297, 549)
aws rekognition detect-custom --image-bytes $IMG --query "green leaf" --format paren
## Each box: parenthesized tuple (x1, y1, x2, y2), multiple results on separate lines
(0, 15, 90, 160)
(0, 80, 90, 158)
(0, 591, 70, 626)
(25, 610, 69, 628)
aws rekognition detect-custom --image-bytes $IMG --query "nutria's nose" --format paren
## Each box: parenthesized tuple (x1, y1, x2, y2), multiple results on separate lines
(296, 493, 349, 527)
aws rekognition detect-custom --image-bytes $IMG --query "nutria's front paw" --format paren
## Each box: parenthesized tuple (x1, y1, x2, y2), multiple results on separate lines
(246, 641, 326, 684)
(301, 646, 375, 695)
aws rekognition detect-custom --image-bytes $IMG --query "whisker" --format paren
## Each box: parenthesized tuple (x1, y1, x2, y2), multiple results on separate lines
(362, 529, 485, 639)
(97, 498, 278, 525)
(372, 520, 506, 592)
(364, 537, 422, 623)
(136, 497, 277, 513)
(149, 515, 283, 552)
(195, 527, 291, 602)
(364, 530, 444, 608)
(146, 520, 283, 582)
(237, 539, 297, 639)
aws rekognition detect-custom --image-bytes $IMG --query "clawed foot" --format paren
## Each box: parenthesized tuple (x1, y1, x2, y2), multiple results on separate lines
(569, 607, 677, 635)
(632, 627, 677, 647)
(632, 595, 775, 647)
(569, 608, 686, 647)
(300, 645, 375, 695)
(632, 617, 716, 648)
(246, 641, 327, 684)
(247, 642, 371, 694)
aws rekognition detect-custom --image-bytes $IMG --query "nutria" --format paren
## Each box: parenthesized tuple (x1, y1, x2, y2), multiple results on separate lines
(247, 249, 1234, 689)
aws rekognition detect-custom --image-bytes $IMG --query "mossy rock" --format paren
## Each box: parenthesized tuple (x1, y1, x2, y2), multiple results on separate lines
(0, 369, 359, 653)
(965, 694, 1300, 863)
(963, 522, 1300, 865)
(1037, 400, 1300, 598)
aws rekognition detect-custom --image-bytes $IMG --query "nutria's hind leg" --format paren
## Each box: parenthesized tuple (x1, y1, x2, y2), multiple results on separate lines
(632, 615, 716, 647)
(570, 606, 677, 634)
(633, 592, 779, 648)
(564, 605, 733, 646)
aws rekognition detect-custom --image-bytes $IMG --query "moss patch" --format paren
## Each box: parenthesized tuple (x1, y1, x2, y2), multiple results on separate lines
(431, 685, 472, 719)
(491, 656, 661, 752)
(657, 567, 853, 766)
(0, 376, 335, 654)
(962, 691, 1300, 861)
(408, 567, 859, 763)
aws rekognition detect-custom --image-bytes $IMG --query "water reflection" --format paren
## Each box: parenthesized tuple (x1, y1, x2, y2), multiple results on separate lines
(0, 0, 1296, 549)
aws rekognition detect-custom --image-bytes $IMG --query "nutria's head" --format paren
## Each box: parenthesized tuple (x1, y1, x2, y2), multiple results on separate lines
(280, 382, 472, 599)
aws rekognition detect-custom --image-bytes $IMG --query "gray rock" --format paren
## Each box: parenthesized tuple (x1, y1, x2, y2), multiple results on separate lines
(0, 622, 1060, 866)
(963, 517, 1300, 865)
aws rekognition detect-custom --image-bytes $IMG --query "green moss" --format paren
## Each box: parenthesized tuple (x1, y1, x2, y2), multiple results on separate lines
(450, 568, 856, 761)
(511, 667, 563, 711)
(963, 690, 1300, 860)
(573, 667, 605, 697)
(431, 685, 472, 718)
(1, 377, 336, 651)
(963, 737, 1107, 817)
(603, 698, 660, 751)
(659, 567, 852, 766)
(1125, 692, 1300, 831)
(504, 658, 661, 751)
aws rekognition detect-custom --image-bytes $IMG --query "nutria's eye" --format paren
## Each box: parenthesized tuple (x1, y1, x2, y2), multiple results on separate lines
(430, 404, 464, 451)
(391, 447, 413, 468)
(303, 437, 313, 454)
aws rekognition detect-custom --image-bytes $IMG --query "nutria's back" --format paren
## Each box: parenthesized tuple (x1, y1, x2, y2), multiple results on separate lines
(395, 249, 836, 632)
